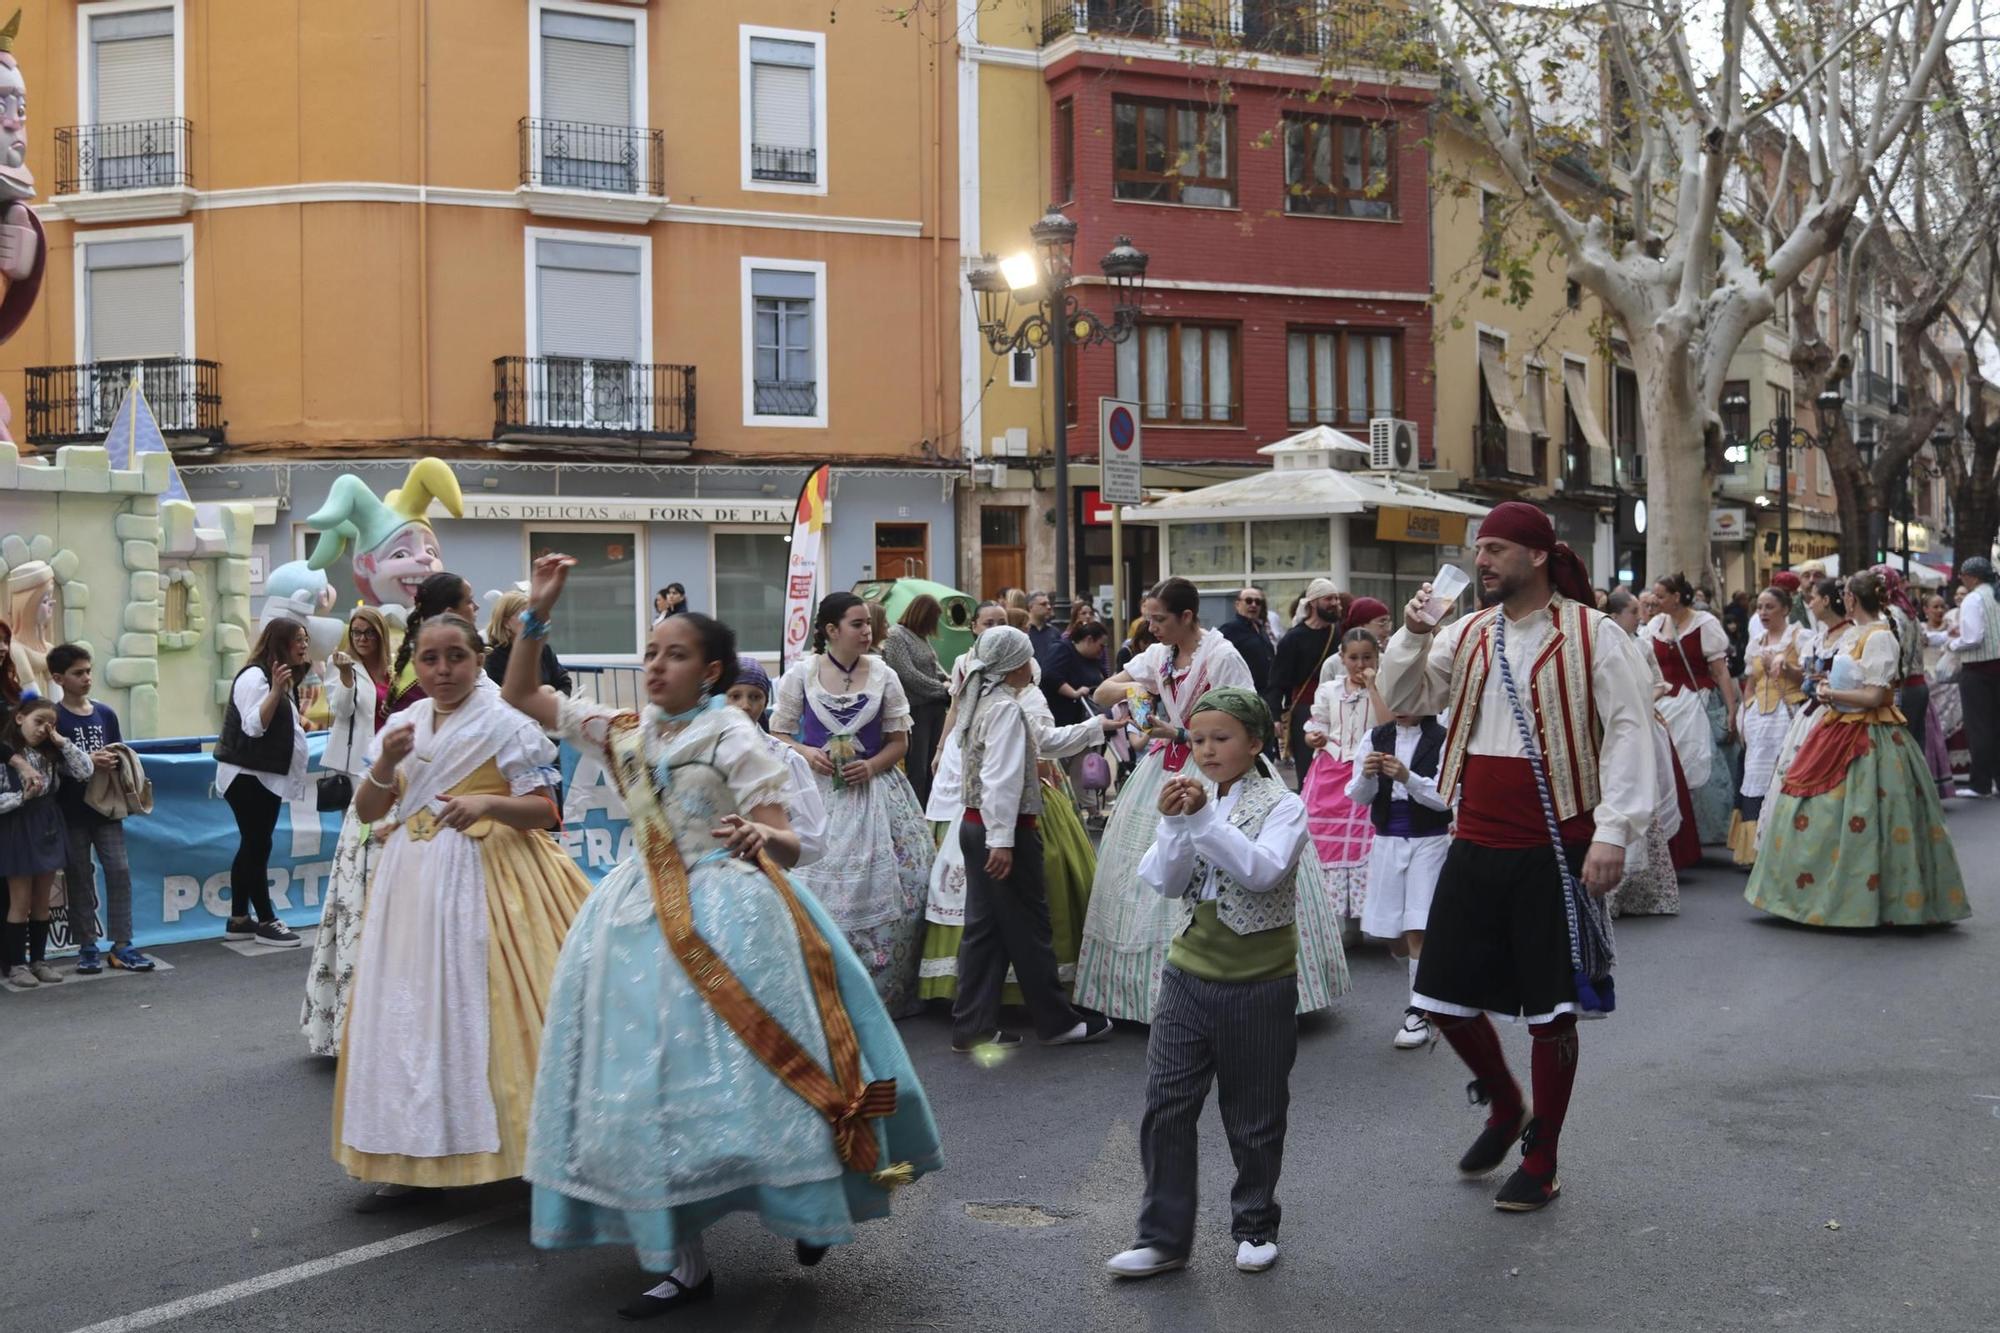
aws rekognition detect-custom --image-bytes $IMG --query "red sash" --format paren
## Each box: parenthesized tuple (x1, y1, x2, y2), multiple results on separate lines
(1455, 755, 1597, 849)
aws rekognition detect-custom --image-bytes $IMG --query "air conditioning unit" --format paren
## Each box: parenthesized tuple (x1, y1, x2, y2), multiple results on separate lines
(1369, 417, 1421, 472)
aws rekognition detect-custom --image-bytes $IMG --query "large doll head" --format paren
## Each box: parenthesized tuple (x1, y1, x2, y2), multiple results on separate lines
(303, 458, 464, 610)
(0, 14, 32, 196)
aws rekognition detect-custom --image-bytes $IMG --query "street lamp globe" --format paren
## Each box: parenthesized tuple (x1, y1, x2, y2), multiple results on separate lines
(1029, 205, 1078, 281)
(964, 252, 1013, 333)
(998, 251, 1042, 294)
(1100, 234, 1149, 308)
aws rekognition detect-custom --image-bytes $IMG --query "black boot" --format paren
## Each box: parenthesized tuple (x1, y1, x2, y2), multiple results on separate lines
(28, 918, 50, 964)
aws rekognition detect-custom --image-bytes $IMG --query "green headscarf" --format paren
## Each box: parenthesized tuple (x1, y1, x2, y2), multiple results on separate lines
(1188, 685, 1273, 746)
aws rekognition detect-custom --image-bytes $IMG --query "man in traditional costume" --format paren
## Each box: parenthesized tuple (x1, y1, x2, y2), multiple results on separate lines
(1377, 501, 1655, 1212)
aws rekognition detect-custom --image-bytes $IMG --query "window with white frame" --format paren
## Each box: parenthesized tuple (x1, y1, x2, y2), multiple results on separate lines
(536, 7, 639, 192)
(83, 5, 179, 191)
(532, 235, 645, 430)
(713, 528, 791, 654)
(1008, 347, 1036, 388)
(528, 528, 642, 657)
(744, 29, 824, 189)
(81, 232, 189, 429)
(745, 262, 825, 425)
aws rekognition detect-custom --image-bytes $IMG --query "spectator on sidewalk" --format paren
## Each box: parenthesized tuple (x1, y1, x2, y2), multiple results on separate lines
(0, 698, 93, 987)
(48, 644, 150, 974)
(485, 591, 572, 695)
(1219, 587, 1277, 696)
(213, 619, 314, 949)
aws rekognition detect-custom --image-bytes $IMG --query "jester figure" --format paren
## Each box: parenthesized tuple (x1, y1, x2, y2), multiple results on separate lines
(305, 458, 465, 613)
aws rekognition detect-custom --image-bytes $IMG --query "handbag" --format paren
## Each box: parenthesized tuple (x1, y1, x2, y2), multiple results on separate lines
(1493, 612, 1616, 1016)
(316, 677, 363, 813)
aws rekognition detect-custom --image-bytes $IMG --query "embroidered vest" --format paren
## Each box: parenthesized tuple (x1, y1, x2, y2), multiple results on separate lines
(1436, 597, 1603, 824)
(1189, 774, 1299, 936)
(1747, 631, 1807, 712)
(962, 692, 1043, 819)
(1961, 585, 2000, 664)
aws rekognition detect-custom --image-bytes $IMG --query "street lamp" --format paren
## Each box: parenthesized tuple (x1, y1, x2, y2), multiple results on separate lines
(966, 206, 1149, 618)
(1723, 387, 1844, 573)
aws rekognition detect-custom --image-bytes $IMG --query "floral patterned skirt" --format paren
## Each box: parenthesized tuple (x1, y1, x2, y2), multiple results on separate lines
(1745, 721, 1970, 928)
(300, 806, 375, 1057)
(793, 768, 933, 1018)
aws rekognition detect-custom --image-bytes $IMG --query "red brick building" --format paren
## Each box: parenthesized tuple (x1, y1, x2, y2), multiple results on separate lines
(1040, 10, 1437, 469)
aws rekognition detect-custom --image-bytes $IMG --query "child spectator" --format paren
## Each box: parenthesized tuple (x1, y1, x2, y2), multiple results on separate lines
(1344, 710, 1451, 1049)
(1107, 687, 1307, 1280)
(1, 697, 94, 986)
(49, 645, 150, 973)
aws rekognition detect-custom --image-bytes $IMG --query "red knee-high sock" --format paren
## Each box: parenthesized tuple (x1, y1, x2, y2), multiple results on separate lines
(1430, 1013, 1521, 1126)
(1523, 1015, 1578, 1176)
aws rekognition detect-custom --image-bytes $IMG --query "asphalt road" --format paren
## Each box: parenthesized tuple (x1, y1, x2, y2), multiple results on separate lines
(7, 803, 2000, 1333)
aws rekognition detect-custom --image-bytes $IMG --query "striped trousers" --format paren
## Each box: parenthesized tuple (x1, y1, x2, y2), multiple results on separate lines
(1137, 964, 1299, 1255)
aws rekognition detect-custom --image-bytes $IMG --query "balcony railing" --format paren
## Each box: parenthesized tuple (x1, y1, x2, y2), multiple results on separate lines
(25, 358, 222, 446)
(751, 144, 818, 184)
(1474, 421, 1544, 485)
(495, 357, 695, 443)
(518, 118, 664, 196)
(753, 379, 820, 418)
(1039, 0, 1429, 60)
(54, 118, 193, 194)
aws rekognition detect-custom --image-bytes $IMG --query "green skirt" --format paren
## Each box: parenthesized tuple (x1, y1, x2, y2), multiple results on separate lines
(1745, 720, 1970, 928)
(918, 782, 1097, 1003)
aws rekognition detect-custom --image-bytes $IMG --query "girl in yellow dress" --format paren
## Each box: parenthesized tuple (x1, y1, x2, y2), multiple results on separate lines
(332, 613, 591, 1210)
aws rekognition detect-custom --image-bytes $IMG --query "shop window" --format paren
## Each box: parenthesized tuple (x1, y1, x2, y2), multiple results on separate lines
(527, 529, 642, 657)
(714, 529, 790, 654)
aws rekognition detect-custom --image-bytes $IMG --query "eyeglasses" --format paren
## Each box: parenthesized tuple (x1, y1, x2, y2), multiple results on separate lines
(1240, 597, 1264, 606)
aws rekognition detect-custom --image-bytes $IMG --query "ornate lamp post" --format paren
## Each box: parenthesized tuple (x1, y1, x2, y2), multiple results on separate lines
(1723, 387, 1845, 572)
(965, 208, 1148, 619)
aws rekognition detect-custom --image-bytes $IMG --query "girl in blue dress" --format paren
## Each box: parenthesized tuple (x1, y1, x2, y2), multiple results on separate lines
(507, 554, 942, 1321)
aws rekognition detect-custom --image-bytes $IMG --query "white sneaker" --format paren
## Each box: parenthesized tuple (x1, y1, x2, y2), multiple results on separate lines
(1235, 1238, 1278, 1273)
(1105, 1246, 1187, 1279)
(1393, 1008, 1431, 1050)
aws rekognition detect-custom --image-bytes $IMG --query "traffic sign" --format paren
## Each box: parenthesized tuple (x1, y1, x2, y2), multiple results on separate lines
(1100, 398, 1143, 505)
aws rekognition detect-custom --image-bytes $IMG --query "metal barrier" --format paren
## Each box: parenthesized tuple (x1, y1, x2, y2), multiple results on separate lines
(567, 664, 648, 712)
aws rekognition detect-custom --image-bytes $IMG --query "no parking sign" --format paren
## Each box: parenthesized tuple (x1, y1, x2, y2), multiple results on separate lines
(1099, 398, 1143, 506)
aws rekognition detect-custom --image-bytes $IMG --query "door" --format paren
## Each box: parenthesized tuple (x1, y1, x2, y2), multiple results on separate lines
(979, 507, 1025, 598)
(875, 522, 929, 581)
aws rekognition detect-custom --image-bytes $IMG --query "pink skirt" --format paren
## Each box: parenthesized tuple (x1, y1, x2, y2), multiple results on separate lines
(1302, 753, 1373, 869)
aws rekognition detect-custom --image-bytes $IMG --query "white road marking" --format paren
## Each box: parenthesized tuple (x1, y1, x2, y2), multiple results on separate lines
(63, 1206, 516, 1333)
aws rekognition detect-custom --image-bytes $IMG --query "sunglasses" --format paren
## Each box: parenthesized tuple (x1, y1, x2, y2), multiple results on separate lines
(1240, 597, 1265, 606)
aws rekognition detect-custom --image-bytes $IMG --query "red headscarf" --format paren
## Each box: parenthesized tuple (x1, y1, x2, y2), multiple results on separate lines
(1873, 565, 1917, 618)
(1476, 501, 1597, 606)
(1769, 570, 1801, 597)
(1342, 597, 1391, 633)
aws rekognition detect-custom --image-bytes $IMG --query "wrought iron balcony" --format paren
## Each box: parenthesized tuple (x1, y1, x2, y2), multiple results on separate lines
(518, 118, 664, 196)
(25, 358, 222, 447)
(1039, 0, 1429, 60)
(751, 144, 818, 183)
(493, 357, 694, 444)
(54, 118, 193, 194)
(753, 379, 819, 418)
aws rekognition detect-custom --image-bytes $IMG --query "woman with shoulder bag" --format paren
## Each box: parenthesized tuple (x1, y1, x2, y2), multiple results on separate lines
(214, 619, 317, 948)
(302, 607, 392, 1054)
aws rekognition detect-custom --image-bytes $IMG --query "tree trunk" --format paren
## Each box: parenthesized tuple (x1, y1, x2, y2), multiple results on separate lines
(1636, 343, 1711, 581)
(1956, 476, 1997, 575)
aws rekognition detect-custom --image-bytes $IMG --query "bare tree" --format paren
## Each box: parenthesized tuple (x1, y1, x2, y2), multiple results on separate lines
(1421, 0, 1961, 576)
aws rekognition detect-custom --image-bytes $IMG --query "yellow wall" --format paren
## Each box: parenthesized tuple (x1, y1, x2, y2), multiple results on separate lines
(0, 1, 961, 460)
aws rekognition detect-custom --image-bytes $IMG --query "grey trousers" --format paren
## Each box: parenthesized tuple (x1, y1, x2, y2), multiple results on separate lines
(63, 819, 132, 947)
(1137, 964, 1299, 1255)
(952, 820, 1083, 1044)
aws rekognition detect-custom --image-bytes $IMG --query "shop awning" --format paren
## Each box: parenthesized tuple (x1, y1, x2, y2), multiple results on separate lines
(1562, 361, 1615, 487)
(1478, 339, 1537, 474)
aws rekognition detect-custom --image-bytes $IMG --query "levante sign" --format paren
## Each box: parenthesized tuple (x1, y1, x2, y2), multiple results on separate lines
(459, 496, 793, 524)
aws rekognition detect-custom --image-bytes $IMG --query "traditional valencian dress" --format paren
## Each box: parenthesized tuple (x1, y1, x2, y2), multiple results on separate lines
(1607, 647, 1687, 918)
(331, 684, 592, 1186)
(1730, 622, 1806, 867)
(1643, 610, 1734, 845)
(526, 698, 941, 1270)
(921, 674, 1102, 1002)
(773, 654, 934, 1016)
(1745, 622, 1969, 928)
(1073, 629, 1348, 1022)
(1299, 673, 1377, 922)
(301, 665, 392, 1057)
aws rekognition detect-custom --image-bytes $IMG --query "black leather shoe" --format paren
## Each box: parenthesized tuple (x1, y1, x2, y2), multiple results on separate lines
(795, 1241, 829, 1267)
(617, 1272, 714, 1321)
(1493, 1164, 1561, 1211)
(352, 1186, 433, 1214)
(1456, 1081, 1529, 1177)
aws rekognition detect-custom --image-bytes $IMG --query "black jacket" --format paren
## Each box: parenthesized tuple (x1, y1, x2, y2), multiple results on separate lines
(485, 640, 572, 696)
(1217, 615, 1275, 695)
(1270, 620, 1341, 742)
(214, 666, 298, 776)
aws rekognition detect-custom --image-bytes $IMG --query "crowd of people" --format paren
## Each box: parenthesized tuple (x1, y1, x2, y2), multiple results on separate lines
(8, 502, 1983, 1314)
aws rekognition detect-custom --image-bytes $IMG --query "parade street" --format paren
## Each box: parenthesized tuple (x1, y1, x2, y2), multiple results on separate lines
(9, 808, 1996, 1333)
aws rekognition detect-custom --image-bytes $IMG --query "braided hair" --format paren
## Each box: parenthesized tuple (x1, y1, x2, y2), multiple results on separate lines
(392, 573, 471, 682)
(811, 592, 866, 656)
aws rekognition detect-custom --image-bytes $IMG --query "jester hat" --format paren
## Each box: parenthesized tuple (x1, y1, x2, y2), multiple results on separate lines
(305, 457, 465, 573)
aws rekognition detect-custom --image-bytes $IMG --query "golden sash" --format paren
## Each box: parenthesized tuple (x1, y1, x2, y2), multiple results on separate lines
(604, 715, 905, 1184)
